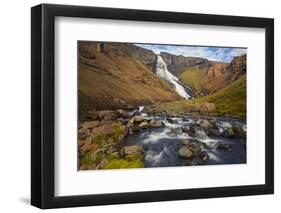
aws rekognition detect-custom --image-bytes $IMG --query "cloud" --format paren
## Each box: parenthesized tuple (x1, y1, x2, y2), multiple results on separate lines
(135, 44, 247, 63)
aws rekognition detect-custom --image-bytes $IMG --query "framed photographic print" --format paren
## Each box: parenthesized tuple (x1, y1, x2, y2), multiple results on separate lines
(31, 3, 274, 209)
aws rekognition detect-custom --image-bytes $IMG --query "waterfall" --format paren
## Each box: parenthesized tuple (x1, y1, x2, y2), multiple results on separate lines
(156, 55, 191, 99)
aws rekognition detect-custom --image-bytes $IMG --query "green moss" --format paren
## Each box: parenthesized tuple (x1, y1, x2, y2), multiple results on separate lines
(125, 153, 143, 161)
(95, 151, 104, 164)
(103, 159, 144, 169)
(80, 151, 93, 166)
(112, 123, 125, 141)
(108, 152, 119, 161)
(92, 133, 107, 146)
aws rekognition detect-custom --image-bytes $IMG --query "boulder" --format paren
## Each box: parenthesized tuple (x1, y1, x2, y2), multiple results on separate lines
(139, 121, 149, 129)
(81, 120, 100, 129)
(222, 128, 234, 137)
(199, 151, 209, 161)
(78, 128, 90, 140)
(98, 110, 117, 121)
(187, 143, 202, 156)
(92, 124, 115, 136)
(167, 117, 177, 124)
(221, 121, 232, 128)
(133, 116, 145, 123)
(122, 145, 142, 155)
(232, 122, 246, 138)
(178, 146, 193, 158)
(199, 103, 216, 114)
(198, 119, 212, 129)
(169, 127, 183, 135)
(181, 139, 191, 146)
(85, 109, 98, 120)
(149, 119, 163, 128)
(116, 109, 128, 118)
(181, 125, 190, 133)
(195, 128, 208, 140)
(216, 142, 232, 150)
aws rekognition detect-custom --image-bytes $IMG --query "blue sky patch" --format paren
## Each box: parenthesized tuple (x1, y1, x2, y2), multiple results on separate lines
(135, 44, 247, 63)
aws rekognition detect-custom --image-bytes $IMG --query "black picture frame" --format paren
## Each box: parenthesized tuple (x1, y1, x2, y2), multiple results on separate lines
(31, 3, 274, 209)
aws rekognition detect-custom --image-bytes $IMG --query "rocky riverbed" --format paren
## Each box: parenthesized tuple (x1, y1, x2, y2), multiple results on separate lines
(78, 106, 246, 170)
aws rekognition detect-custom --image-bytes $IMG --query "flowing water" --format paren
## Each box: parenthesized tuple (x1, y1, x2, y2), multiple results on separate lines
(156, 55, 191, 99)
(123, 112, 246, 168)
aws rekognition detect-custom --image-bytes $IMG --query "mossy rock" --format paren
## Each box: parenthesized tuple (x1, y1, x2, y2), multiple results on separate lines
(103, 159, 144, 169)
(125, 153, 143, 161)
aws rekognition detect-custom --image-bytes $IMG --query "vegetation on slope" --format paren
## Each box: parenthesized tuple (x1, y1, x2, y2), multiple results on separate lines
(179, 67, 205, 95)
(156, 75, 246, 118)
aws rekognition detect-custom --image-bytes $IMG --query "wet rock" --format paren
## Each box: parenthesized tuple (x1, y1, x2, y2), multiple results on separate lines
(116, 109, 128, 118)
(216, 142, 232, 150)
(149, 119, 163, 128)
(198, 119, 212, 129)
(131, 126, 141, 133)
(122, 145, 142, 155)
(195, 128, 208, 140)
(187, 143, 202, 156)
(232, 122, 246, 138)
(221, 121, 232, 128)
(199, 151, 209, 161)
(222, 128, 234, 137)
(170, 127, 183, 135)
(181, 125, 190, 133)
(178, 139, 202, 158)
(133, 116, 145, 123)
(178, 146, 193, 158)
(139, 121, 149, 129)
(181, 139, 191, 146)
(167, 117, 177, 124)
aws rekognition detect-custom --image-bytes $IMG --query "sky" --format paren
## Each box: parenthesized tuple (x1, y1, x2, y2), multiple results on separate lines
(135, 44, 247, 63)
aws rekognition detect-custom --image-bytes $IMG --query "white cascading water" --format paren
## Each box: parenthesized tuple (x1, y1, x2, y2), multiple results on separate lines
(156, 55, 190, 99)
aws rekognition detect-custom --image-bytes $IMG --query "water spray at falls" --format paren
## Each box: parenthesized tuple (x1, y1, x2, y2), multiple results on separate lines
(156, 55, 191, 99)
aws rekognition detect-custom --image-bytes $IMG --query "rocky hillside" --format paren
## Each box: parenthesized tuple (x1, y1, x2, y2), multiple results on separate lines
(79, 41, 181, 118)
(179, 54, 246, 95)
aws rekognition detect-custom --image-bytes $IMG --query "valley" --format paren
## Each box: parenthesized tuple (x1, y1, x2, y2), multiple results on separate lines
(78, 41, 247, 170)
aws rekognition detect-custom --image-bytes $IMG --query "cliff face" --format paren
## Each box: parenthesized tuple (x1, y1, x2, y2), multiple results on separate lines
(79, 41, 181, 116)
(111, 43, 157, 71)
(160, 52, 210, 77)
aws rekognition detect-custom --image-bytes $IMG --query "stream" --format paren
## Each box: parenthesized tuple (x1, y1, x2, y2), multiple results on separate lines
(123, 107, 246, 168)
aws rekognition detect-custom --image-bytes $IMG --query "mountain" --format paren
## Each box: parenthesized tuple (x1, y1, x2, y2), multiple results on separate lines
(178, 54, 246, 96)
(79, 41, 181, 116)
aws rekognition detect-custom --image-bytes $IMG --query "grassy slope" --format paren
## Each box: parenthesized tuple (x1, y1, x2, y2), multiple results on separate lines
(79, 45, 181, 113)
(179, 67, 205, 95)
(156, 75, 246, 118)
